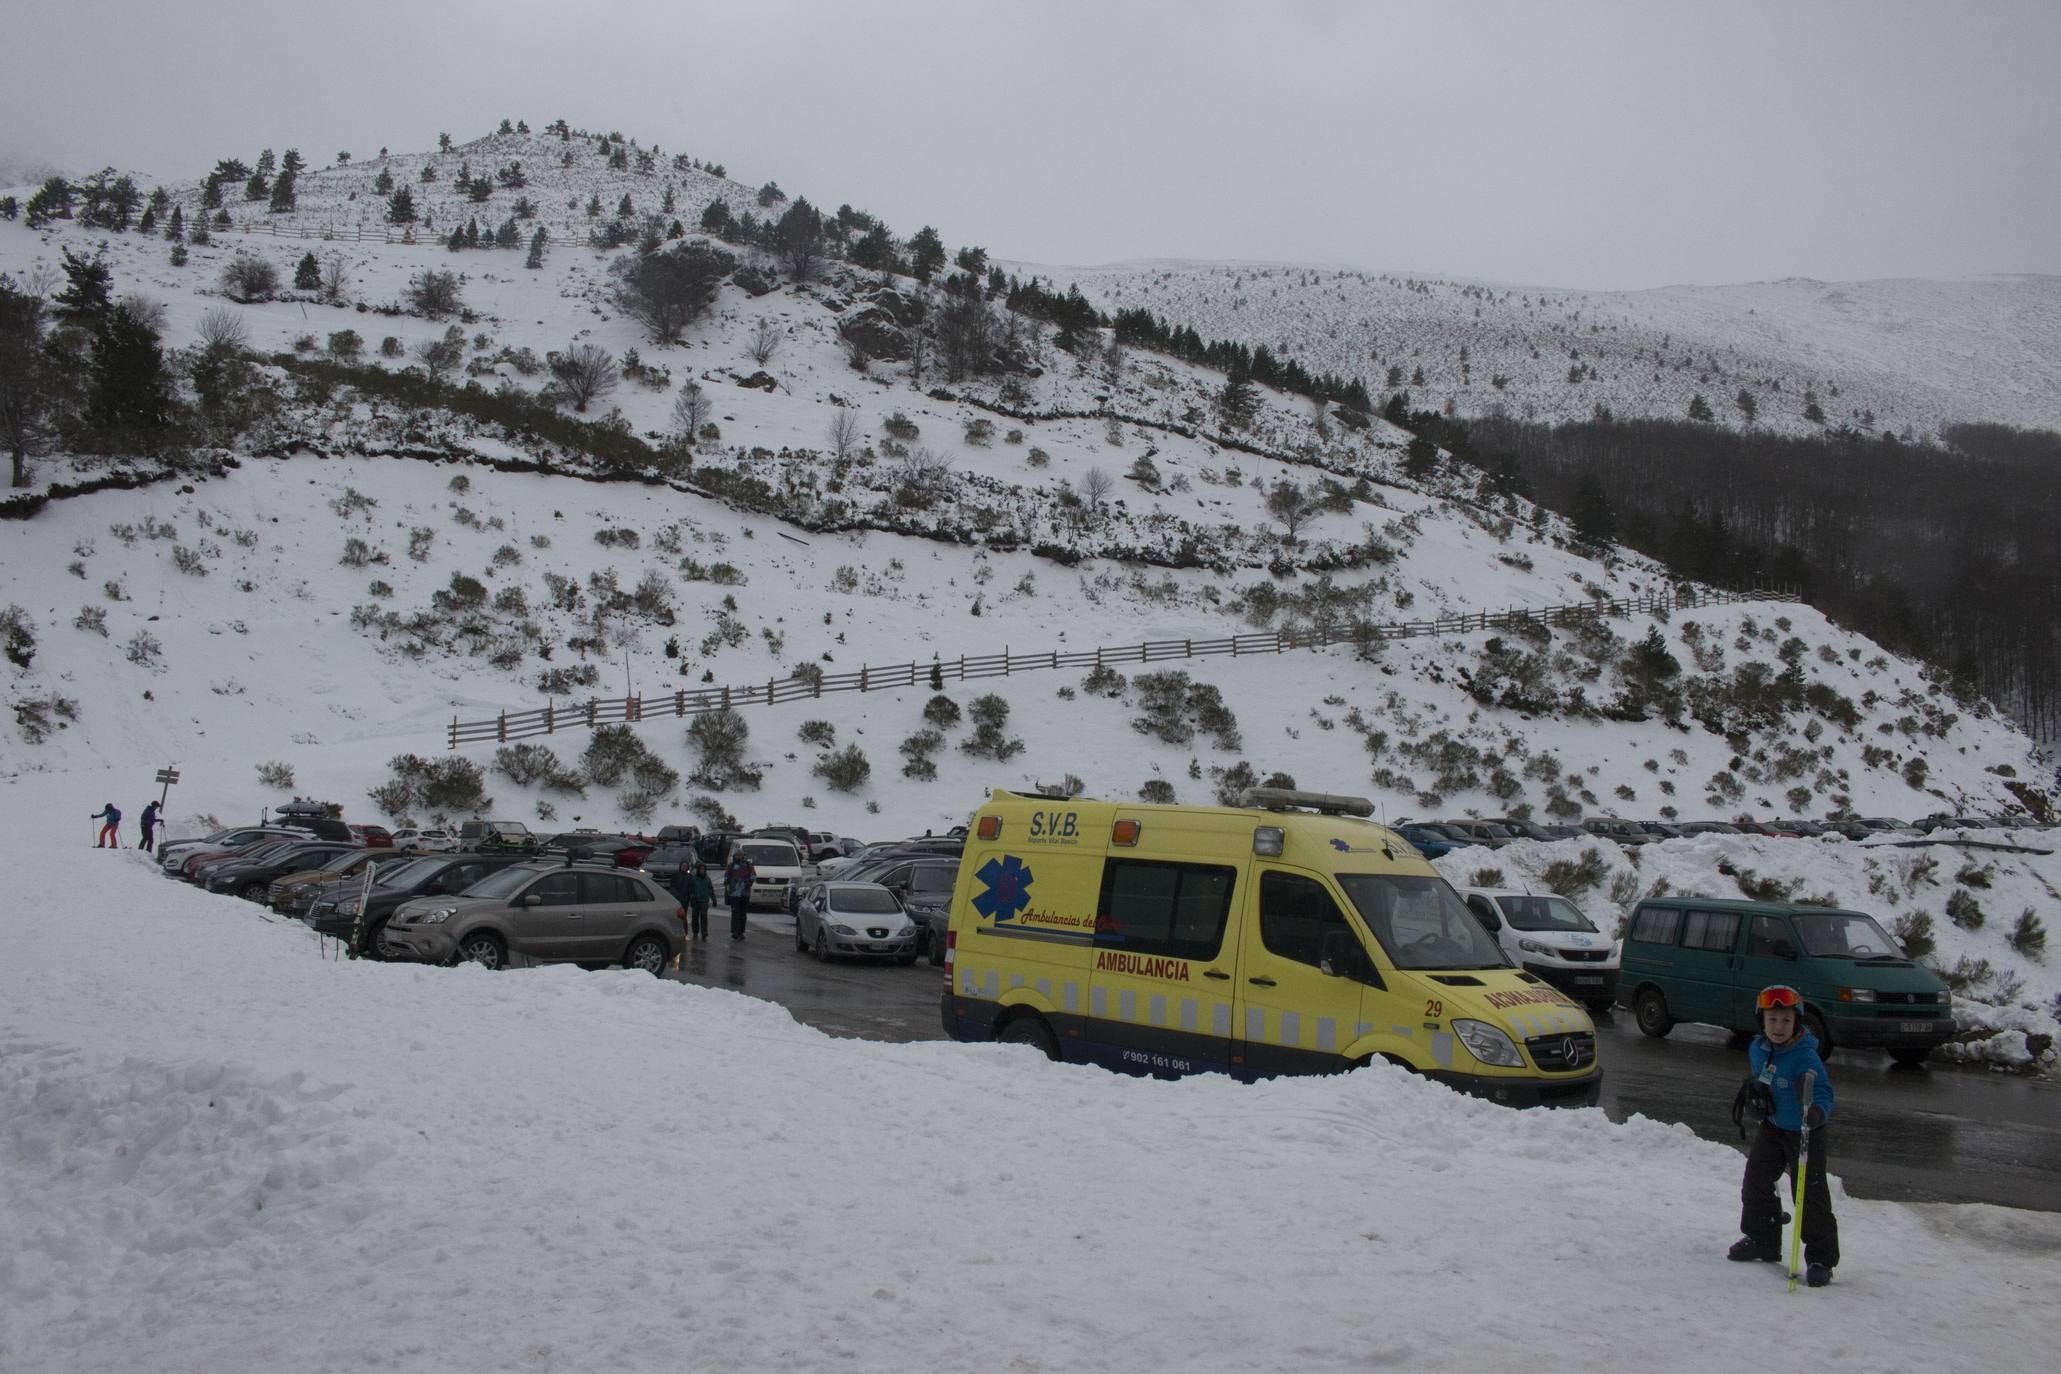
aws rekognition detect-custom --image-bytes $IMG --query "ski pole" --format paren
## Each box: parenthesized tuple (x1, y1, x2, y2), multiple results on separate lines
(1788, 1068, 1817, 1293)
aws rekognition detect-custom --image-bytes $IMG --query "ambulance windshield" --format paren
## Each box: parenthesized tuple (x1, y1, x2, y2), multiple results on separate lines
(1337, 874, 1510, 970)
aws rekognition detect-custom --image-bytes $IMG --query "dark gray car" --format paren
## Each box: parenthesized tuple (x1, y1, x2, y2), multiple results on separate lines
(380, 860, 683, 974)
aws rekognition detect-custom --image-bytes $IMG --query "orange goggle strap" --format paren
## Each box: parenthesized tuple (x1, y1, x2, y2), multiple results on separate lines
(1757, 985, 1802, 1010)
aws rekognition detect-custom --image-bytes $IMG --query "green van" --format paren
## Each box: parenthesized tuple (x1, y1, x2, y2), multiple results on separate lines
(1616, 897, 1956, 1065)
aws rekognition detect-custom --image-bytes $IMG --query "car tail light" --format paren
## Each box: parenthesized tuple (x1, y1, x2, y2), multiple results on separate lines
(676, 905, 688, 928)
(942, 929, 957, 993)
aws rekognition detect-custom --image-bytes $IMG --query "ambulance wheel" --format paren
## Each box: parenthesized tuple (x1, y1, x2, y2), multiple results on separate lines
(1585, 999, 1615, 1015)
(1633, 987, 1674, 1038)
(996, 1014, 1058, 1061)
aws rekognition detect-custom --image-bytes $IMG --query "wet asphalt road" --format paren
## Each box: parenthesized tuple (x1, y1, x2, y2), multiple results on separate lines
(677, 911, 2061, 1213)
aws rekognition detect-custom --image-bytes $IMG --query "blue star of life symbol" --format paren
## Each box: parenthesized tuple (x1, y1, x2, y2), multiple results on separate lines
(1329, 838, 1351, 852)
(972, 854, 1033, 923)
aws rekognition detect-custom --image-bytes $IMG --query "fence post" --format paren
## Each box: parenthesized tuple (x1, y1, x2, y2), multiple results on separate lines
(497, 711, 506, 743)
(675, 689, 684, 717)
(449, 716, 457, 749)
(545, 702, 554, 734)
(1185, 638, 1192, 657)
(587, 700, 597, 727)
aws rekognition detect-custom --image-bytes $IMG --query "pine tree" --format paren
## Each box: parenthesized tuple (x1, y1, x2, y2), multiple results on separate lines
(525, 226, 547, 269)
(268, 170, 296, 213)
(280, 149, 305, 175)
(294, 252, 321, 289)
(373, 168, 394, 195)
(1570, 473, 1617, 546)
(1687, 393, 1715, 422)
(908, 226, 946, 284)
(617, 192, 633, 218)
(1217, 364, 1258, 429)
(386, 185, 417, 225)
(256, 149, 276, 177)
(699, 199, 734, 236)
(244, 170, 269, 201)
(1735, 387, 1757, 424)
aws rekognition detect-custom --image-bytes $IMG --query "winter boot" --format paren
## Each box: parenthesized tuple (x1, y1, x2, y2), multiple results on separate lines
(1806, 1262, 1833, 1288)
(1728, 1237, 1780, 1263)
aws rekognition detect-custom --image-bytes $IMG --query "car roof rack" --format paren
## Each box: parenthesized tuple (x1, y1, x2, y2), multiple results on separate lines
(1237, 787, 1375, 818)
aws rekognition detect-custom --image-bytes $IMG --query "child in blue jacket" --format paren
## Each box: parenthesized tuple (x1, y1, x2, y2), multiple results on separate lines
(1728, 984, 1839, 1285)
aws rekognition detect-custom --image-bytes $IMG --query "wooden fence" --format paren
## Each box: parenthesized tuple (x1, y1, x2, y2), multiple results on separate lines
(446, 585, 1799, 749)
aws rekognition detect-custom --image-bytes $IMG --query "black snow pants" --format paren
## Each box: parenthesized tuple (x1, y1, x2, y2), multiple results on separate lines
(729, 894, 750, 937)
(1741, 1121, 1839, 1268)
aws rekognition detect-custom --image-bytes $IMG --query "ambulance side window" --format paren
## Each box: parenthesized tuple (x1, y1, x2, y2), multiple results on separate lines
(1258, 871, 1353, 969)
(1096, 859, 1236, 960)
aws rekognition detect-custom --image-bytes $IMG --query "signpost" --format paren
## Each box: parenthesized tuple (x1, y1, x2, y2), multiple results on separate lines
(154, 766, 179, 809)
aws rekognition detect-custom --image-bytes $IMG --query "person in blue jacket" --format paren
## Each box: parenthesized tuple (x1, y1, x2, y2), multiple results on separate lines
(91, 802, 122, 848)
(1728, 984, 1839, 1285)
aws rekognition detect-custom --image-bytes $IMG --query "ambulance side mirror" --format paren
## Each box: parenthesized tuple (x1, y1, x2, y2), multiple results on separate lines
(1319, 931, 1368, 982)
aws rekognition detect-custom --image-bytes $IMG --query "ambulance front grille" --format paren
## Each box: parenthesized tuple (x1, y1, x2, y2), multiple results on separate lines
(1526, 1031, 1596, 1072)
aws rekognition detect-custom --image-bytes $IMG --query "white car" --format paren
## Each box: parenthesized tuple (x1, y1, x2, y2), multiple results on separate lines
(1461, 887, 1620, 1012)
(732, 838, 815, 911)
(391, 827, 457, 853)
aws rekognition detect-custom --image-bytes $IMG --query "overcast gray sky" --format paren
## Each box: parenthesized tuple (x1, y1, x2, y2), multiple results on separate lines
(5, 0, 2057, 289)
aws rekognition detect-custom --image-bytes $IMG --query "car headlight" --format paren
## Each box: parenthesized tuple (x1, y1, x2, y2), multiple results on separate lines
(1517, 938, 1549, 955)
(419, 907, 455, 925)
(1837, 987, 1876, 1003)
(831, 924, 857, 936)
(1453, 1018, 1525, 1068)
(898, 924, 916, 937)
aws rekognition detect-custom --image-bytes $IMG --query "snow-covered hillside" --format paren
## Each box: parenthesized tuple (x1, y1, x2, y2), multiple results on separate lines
(3, 125, 2057, 1045)
(1028, 260, 2061, 439)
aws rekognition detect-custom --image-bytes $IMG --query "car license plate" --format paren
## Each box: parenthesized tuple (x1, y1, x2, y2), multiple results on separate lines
(1901, 1020, 1934, 1034)
(1575, 975, 1603, 984)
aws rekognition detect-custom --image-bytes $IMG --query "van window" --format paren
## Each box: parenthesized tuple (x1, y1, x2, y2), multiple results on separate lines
(1628, 906, 1680, 944)
(1682, 909, 1742, 953)
(1260, 871, 1356, 967)
(1747, 915, 1792, 957)
(1791, 911, 1900, 959)
(1096, 859, 1235, 960)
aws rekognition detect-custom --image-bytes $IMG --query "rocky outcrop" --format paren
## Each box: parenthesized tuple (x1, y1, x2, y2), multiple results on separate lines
(838, 305, 912, 361)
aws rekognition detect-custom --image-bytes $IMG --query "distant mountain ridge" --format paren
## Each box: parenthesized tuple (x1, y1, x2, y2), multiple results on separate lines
(1018, 260, 2061, 439)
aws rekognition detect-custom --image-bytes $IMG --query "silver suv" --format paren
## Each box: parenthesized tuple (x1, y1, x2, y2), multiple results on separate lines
(380, 860, 683, 974)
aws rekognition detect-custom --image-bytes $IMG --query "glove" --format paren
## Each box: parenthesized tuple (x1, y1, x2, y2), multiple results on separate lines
(1748, 1081, 1775, 1120)
(1804, 1103, 1826, 1130)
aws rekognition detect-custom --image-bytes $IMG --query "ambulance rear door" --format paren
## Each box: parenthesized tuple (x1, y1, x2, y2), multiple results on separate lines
(1082, 855, 1240, 1076)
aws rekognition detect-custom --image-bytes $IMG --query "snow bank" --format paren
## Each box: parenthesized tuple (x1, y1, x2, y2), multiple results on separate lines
(2, 787, 2055, 1373)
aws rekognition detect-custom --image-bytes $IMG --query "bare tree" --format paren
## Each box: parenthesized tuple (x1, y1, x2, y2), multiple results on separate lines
(413, 324, 466, 385)
(0, 277, 51, 487)
(194, 308, 249, 354)
(551, 343, 618, 412)
(406, 268, 463, 319)
(892, 446, 953, 508)
(671, 380, 711, 445)
(747, 317, 782, 366)
(1310, 394, 1332, 440)
(935, 289, 993, 381)
(219, 255, 279, 303)
(1266, 478, 1322, 544)
(321, 255, 349, 304)
(908, 327, 927, 386)
(1080, 466, 1114, 506)
(827, 407, 862, 463)
(840, 332, 870, 373)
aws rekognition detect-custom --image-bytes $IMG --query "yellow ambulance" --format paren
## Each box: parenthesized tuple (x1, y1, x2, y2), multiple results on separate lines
(941, 788, 1601, 1106)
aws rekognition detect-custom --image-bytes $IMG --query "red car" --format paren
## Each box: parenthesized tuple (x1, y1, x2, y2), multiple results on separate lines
(349, 824, 394, 848)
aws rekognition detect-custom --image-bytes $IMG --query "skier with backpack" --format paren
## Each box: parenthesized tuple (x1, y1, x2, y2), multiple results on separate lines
(91, 802, 122, 848)
(1728, 984, 1839, 1287)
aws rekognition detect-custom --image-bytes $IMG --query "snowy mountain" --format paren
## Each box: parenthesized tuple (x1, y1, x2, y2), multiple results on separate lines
(1026, 259, 2061, 438)
(2, 125, 2056, 1041)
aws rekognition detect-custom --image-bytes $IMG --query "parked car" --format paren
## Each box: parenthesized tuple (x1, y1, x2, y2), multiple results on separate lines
(732, 837, 812, 911)
(1580, 818, 1652, 847)
(390, 827, 456, 852)
(538, 831, 654, 867)
(1481, 817, 1575, 843)
(1631, 820, 1687, 840)
(457, 819, 540, 851)
(1461, 888, 1619, 1012)
(204, 840, 362, 900)
(1395, 823, 1471, 858)
(1439, 820, 1515, 848)
(1617, 897, 1955, 1064)
(190, 837, 330, 886)
(637, 845, 702, 877)
(793, 880, 923, 963)
(158, 826, 304, 876)
(655, 824, 702, 845)
(269, 848, 388, 912)
(379, 860, 684, 973)
(305, 853, 534, 959)
(348, 824, 395, 848)
(836, 854, 960, 962)
(1674, 820, 1745, 836)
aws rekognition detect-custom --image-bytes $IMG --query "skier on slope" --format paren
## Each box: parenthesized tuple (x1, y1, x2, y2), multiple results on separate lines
(91, 802, 122, 848)
(139, 799, 162, 854)
(1729, 984, 1839, 1286)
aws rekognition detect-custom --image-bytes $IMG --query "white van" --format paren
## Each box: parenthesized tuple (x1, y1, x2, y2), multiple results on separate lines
(732, 837, 814, 911)
(1461, 887, 1620, 1012)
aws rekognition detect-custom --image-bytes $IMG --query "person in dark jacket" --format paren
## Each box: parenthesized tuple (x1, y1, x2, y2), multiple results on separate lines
(139, 800, 162, 854)
(91, 803, 122, 848)
(1728, 984, 1839, 1285)
(670, 860, 715, 941)
(723, 853, 757, 940)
